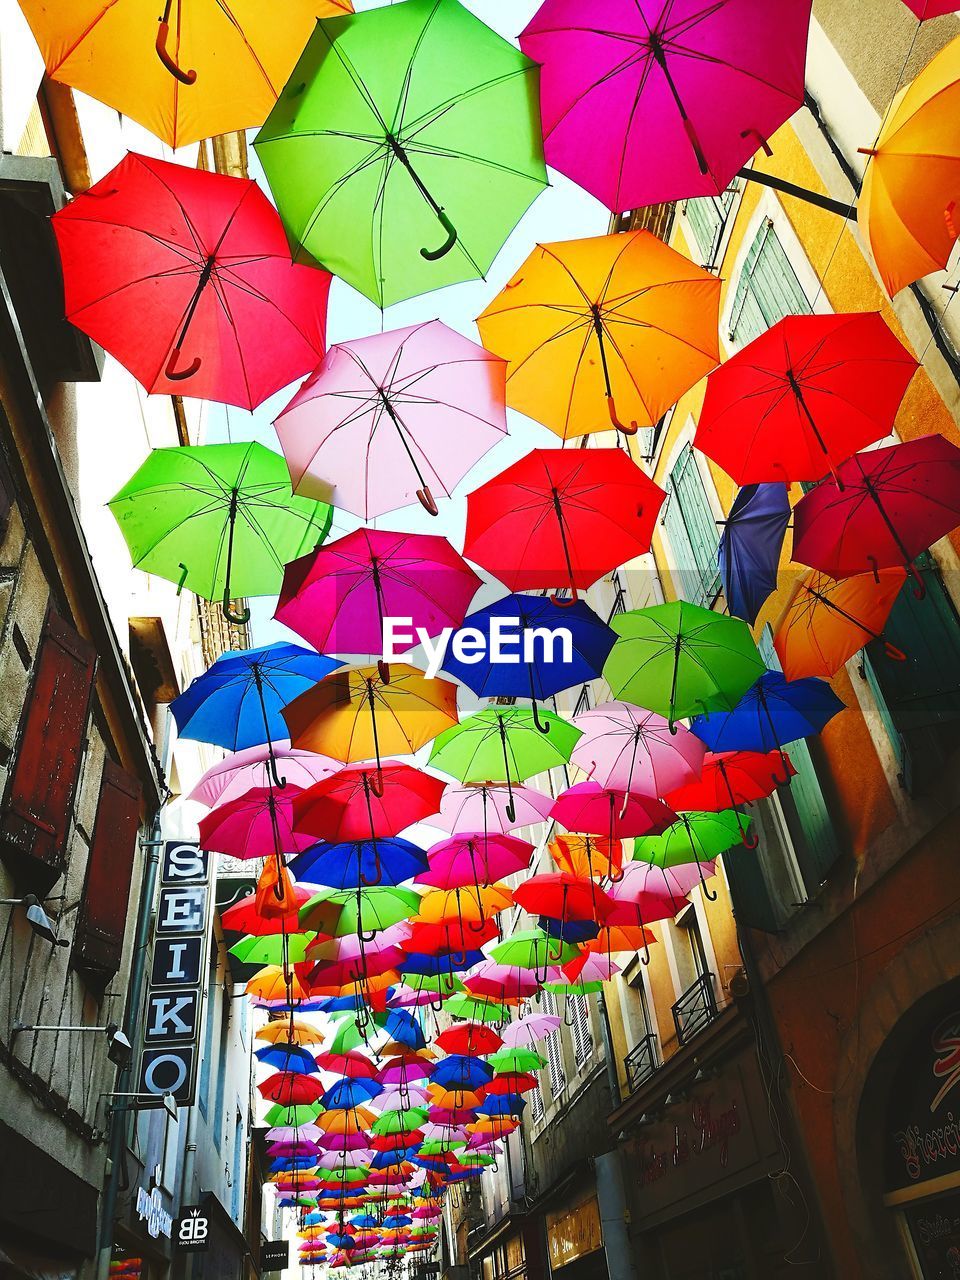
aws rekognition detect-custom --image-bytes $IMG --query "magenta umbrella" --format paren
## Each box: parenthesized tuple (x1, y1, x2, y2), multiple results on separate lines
(430, 783, 553, 836)
(551, 782, 677, 842)
(520, 0, 813, 212)
(275, 319, 508, 520)
(570, 702, 705, 795)
(415, 834, 534, 891)
(275, 528, 480, 680)
(198, 786, 315, 859)
(188, 741, 339, 808)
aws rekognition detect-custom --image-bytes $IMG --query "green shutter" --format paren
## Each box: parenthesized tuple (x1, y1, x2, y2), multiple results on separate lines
(664, 444, 721, 606)
(723, 842, 781, 933)
(729, 219, 812, 345)
(685, 188, 736, 264)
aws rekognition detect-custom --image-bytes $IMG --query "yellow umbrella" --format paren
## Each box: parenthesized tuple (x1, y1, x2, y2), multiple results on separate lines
(256, 1018, 326, 1047)
(245, 965, 311, 1003)
(20, 0, 352, 149)
(477, 230, 720, 439)
(858, 33, 960, 295)
(416, 885, 514, 924)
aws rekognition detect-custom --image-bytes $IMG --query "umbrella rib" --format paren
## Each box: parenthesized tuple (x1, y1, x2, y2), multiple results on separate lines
(213, 0, 285, 95)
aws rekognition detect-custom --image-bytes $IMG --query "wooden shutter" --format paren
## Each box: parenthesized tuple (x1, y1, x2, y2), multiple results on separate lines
(72, 760, 142, 980)
(0, 613, 96, 891)
(729, 220, 812, 345)
(664, 444, 721, 606)
(570, 993, 593, 1068)
(542, 992, 566, 1093)
(722, 842, 781, 933)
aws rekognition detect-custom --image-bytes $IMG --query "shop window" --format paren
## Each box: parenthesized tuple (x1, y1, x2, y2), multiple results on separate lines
(570, 993, 593, 1069)
(860, 552, 960, 794)
(662, 442, 721, 606)
(728, 218, 812, 345)
(0, 611, 96, 892)
(72, 759, 142, 983)
(684, 184, 738, 267)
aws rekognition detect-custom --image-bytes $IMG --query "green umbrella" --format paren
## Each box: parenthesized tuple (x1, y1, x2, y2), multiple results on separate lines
(254, 0, 547, 308)
(488, 1047, 546, 1073)
(487, 928, 579, 971)
(229, 933, 316, 965)
(299, 887, 421, 940)
(327, 1015, 369, 1056)
(419, 1139, 465, 1156)
(109, 441, 332, 624)
(264, 1103, 324, 1127)
(444, 994, 510, 1024)
(430, 707, 580, 822)
(603, 601, 765, 731)
(370, 1108, 430, 1136)
(631, 810, 748, 901)
(544, 979, 603, 995)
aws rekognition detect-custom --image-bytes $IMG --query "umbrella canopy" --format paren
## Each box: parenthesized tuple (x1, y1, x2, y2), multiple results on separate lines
(254, 0, 547, 307)
(548, 835, 623, 882)
(222, 884, 315, 937)
(718, 483, 792, 625)
(231, 934, 316, 966)
(417, 885, 513, 924)
(52, 153, 330, 409)
(20, 0, 353, 148)
(604, 602, 765, 729)
(665, 753, 794, 847)
(519, 0, 812, 211)
(570, 702, 705, 795)
(901, 0, 957, 14)
(257, 1020, 326, 1047)
(276, 529, 480, 662)
(300, 888, 422, 939)
(477, 231, 720, 437)
(290, 839, 429, 891)
(434, 1024, 504, 1056)
(487, 929, 580, 971)
(690, 671, 845, 756)
(633, 810, 744, 895)
(430, 783, 552, 836)
(416, 834, 534, 891)
(189, 742, 339, 809)
(275, 320, 507, 520)
(512, 872, 614, 924)
(551, 783, 677, 842)
(500, 1016, 562, 1047)
(858, 34, 960, 294)
(110, 442, 332, 622)
(792, 435, 960, 589)
(464, 448, 665, 600)
(773, 568, 908, 679)
(293, 764, 445, 843)
(199, 787, 316, 860)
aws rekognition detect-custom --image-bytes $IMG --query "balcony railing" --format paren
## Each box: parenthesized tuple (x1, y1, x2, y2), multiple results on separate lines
(672, 973, 718, 1046)
(624, 1033, 660, 1092)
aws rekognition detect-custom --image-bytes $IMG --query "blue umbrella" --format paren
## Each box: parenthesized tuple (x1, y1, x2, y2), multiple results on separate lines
(351, 1214, 379, 1229)
(476, 1094, 526, 1116)
(289, 838, 429, 890)
(383, 1215, 412, 1228)
(538, 916, 599, 944)
(431, 1055, 494, 1092)
(270, 1156, 316, 1172)
(718, 484, 791, 625)
(442, 594, 615, 732)
(691, 670, 845, 781)
(170, 641, 339, 777)
(371, 1149, 417, 1170)
(380, 1008, 427, 1051)
(255, 1043, 319, 1073)
(321, 1078, 382, 1108)
(325, 1234, 356, 1249)
(397, 952, 485, 978)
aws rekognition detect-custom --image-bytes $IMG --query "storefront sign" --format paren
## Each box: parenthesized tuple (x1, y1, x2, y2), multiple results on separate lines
(173, 1207, 210, 1253)
(546, 1194, 603, 1270)
(135, 1184, 172, 1239)
(261, 1241, 289, 1271)
(886, 1007, 960, 1192)
(903, 1189, 960, 1279)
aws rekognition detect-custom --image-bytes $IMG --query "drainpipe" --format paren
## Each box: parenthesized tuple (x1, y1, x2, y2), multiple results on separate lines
(597, 991, 621, 1110)
(594, 1152, 637, 1280)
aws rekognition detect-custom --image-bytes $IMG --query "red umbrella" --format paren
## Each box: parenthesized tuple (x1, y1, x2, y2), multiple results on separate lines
(550, 782, 677, 842)
(434, 1024, 503, 1056)
(401, 918, 499, 956)
(198, 786, 314, 859)
(665, 750, 796, 847)
(258, 1073, 326, 1106)
(485, 1073, 539, 1095)
(293, 764, 445, 843)
(512, 872, 614, 924)
(696, 313, 918, 485)
(313, 1053, 379, 1079)
(52, 153, 329, 410)
(222, 884, 315, 936)
(464, 448, 665, 601)
(793, 435, 960, 596)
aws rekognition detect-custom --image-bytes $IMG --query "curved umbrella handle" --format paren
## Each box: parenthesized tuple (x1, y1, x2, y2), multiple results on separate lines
(419, 210, 458, 261)
(377, 660, 391, 685)
(156, 19, 197, 84)
(772, 748, 793, 788)
(358, 927, 380, 944)
(549, 587, 579, 608)
(222, 591, 251, 626)
(531, 700, 551, 735)
(165, 345, 201, 381)
(883, 640, 907, 662)
(640, 933, 652, 965)
(360, 843, 383, 888)
(563, 996, 576, 1027)
(606, 395, 638, 436)
(739, 819, 759, 851)
(740, 127, 773, 158)
(907, 560, 926, 601)
(369, 768, 385, 799)
(416, 487, 439, 516)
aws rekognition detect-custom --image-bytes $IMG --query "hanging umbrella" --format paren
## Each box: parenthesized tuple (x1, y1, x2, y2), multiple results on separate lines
(548, 835, 623, 883)
(513, 872, 614, 925)
(792, 435, 960, 595)
(519, 0, 812, 211)
(430, 783, 553, 836)
(487, 929, 580, 972)
(696, 313, 918, 485)
(189, 742, 339, 809)
(858, 34, 960, 295)
(500, 1016, 562, 1047)
(603, 861, 694, 920)
(247, 967, 313, 1006)
(109, 442, 333, 623)
(430, 707, 580, 822)
(632, 811, 740, 900)
(551, 782, 677, 843)
(464, 449, 665, 600)
(52, 153, 330, 409)
(293, 764, 445, 844)
(718, 484, 792, 625)
(254, 0, 546, 308)
(276, 529, 480, 681)
(20, 0, 353, 148)
(434, 1024, 503, 1056)
(415, 835, 533, 894)
(773, 568, 908, 679)
(199, 787, 315, 860)
(300, 888, 422, 940)
(257, 1020, 326, 1047)
(402, 919, 498, 959)
(477, 231, 720, 437)
(444, 994, 516, 1024)
(256, 1043, 319, 1074)
(259, 1073, 326, 1107)
(275, 320, 508, 520)
(442, 595, 615, 730)
(290, 839, 429, 891)
(901, 0, 957, 14)
(222, 884, 316, 937)
(604, 601, 765, 730)
(231, 934, 316, 966)
(416, 885, 513, 925)
(570, 702, 705, 795)
(665, 753, 793, 847)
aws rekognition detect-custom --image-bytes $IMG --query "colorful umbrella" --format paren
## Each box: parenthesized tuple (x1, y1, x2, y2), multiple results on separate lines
(500, 1016, 562, 1047)
(570, 701, 705, 795)
(430, 783, 553, 836)
(464, 448, 665, 600)
(110, 442, 332, 623)
(189, 742, 339, 809)
(416, 885, 513, 925)
(858, 34, 960, 295)
(519, 0, 812, 211)
(773, 568, 908, 679)
(231, 934, 316, 966)
(665, 752, 794, 847)
(512, 872, 614, 924)
(52, 154, 329, 409)
(300, 888, 422, 942)
(604, 602, 765, 730)
(290, 839, 429, 891)
(718, 483, 792, 626)
(487, 928, 580, 973)
(293, 764, 445, 844)
(477, 231, 720, 436)
(275, 320, 508, 519)
(551, 782, 677, 842)
(548, 834, 623, 882)
(415, 834, 534, 892)
(633, 810, 744, 896)
(257, 1020, 326, 1047)
(254, 0, 547, 307)
(695, 313, 918, 485)
(901, 0, 957, 15)
(199, 787, 315, 861)
(222, 884, 315, 937)
(434, 1024, 503, 1056)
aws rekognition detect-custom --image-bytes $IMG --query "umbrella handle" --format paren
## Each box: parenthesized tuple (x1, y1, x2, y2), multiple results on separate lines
(549, 588, 579, 607)
(360, 842, 383, 888)
(377, 660, 391, 685)
(221, 592, 251, 625)
(883, 640, 907, 662)
(906, 560, 926, 601)
(606, 395, 638, 436)
(419, 210, 458, 261)
(563, 996, 576, 1027)
(359, 928, 379, 944)
(740, 128, 773, 158)
(416, 487, 439, 516)
(369, 768, 385, 799)
(165, 345, 201, 381)
(156, 19, 197, 85)
(530, 699, 551, 735)
(739, 818, 758, 851)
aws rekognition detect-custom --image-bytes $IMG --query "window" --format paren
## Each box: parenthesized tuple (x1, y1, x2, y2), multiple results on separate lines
(728, 218, 812, 345)
(684, 186, 737, 267)
(663, 443, 721, 606)
(530, 1080, 544, 1124)
(570, 993, 593, 1069)
(542, 993, 566, 1095)
(674, 906, 709, 989)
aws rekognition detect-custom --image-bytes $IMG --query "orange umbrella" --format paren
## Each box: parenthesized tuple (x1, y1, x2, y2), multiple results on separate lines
(416, 885, 513, 924)
(858, 34, 960, 295)
(549, 834, 622, 881)
(586, 924, 657, 954)
(256, 1019, 325, 1047)
(476, 230, 720, 439)
(773, 568, 907, 680)
(245, 965, 311, 1003)
(20, 0, 353, 150)
(315, 1107, 376, 1135)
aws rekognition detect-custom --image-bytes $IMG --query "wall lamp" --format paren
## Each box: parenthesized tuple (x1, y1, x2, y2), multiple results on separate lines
(102, 1090, 178, 1122)
(0, 895, 67, 946)
(11, 1021, 133, 1068)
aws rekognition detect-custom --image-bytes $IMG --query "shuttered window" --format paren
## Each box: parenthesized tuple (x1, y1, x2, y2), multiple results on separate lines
(684, 186, 737, 267)
(530, 1079, 544, 1123)
(0, 612, 96, 891)
(570, 993, 593, 1069)
(542, 993, 566, 1094)
(728, 219, 812, 345)
(663, 443, 721, 606)
(72, 760, 142, 981)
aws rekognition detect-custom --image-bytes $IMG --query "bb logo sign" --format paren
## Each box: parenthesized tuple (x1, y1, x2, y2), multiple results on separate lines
(174, 1207, 210, 1252)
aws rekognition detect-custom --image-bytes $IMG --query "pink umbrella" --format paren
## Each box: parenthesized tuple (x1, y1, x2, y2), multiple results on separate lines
(198, 786, 315, 859)
(316, 1151, 371, 1170)
(429, 783, 553, 835)
(901, 0, 956, 15)
(556, 952, 622, 983)
(570, 702, 705, 795)
(385, 985, 439, 1009)
(604, 867, 691, 924)
(415, 834, 534, 891)
(615, 859, 716, 902)
(375, 1087, 432, 1111)
(462, 961, 540, 1000)
(266, 1124, 322, 1144)
(419, 1123, 468, 1143)
(551, 783, 677, 842)
(520, 0, 812, 212)
(188, 741, 340, 808)
(316, 1132, 371, 1152)
(275, 319, 508, 519)
(500, 1015, 562, 1047)
(275, 529, 480, 678)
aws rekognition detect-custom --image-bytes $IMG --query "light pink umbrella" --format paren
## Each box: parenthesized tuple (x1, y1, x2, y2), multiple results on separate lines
(604, 861, 694, 921)
(551, 783, 677, 842)
(267, 1124, 322, 1144)
(189, 741, 340, 808)
(560, 952, 622, 983)
(462, 961, 540, 1001)
(620, 858, 716, 900)
(570, 702, 705, 796)
(275, 319, 508, 520)
(429, 783, 553, 836)
(385, 986, 438, 1009)
(500, 1015, 562, 1047)
(419, 1123, 468, 1143)
(317, 1151, 371, 1170)
(415, 834, 534, 891)
(520, 0, 813, 212)
(307, 923, 413, 965)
